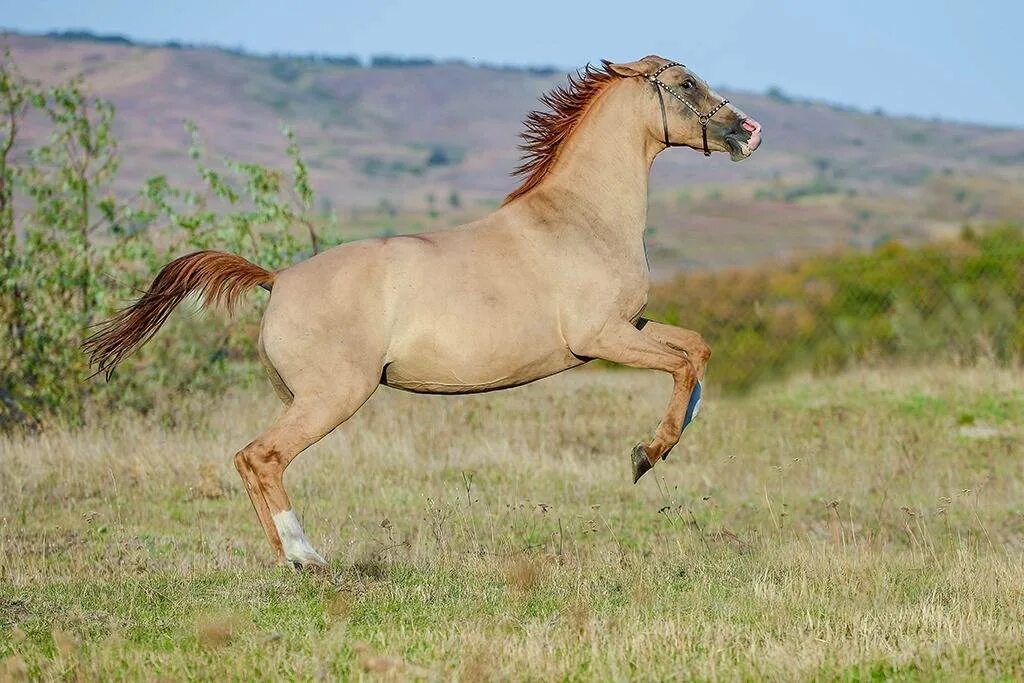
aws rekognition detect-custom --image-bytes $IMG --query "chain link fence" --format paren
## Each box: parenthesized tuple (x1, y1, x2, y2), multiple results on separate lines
(647, 224, 1024, 391)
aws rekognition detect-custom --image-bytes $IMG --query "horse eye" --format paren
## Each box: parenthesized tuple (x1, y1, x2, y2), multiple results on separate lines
(681, 80, 694, 90)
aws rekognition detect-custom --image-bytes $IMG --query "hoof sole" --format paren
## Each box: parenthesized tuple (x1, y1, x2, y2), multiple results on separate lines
(631, 443, 653, 484)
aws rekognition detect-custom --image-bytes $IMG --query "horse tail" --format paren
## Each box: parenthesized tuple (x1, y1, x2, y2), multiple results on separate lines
(82, 250, 275, 379)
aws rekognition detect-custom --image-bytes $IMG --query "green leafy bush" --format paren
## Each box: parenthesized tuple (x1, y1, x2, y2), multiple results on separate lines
(0, 53, 331, 430)
(647, 225, 1024, 391)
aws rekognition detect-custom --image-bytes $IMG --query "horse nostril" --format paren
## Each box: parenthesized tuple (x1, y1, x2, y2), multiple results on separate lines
(741, 118, 761, 134)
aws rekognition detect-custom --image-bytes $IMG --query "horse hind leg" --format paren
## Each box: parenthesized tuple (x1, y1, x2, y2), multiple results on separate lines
(234, 412, 328, 568)
(232, 342, 295, 563)
(234, 370, 379, 567)
(234, 444, 286, 562)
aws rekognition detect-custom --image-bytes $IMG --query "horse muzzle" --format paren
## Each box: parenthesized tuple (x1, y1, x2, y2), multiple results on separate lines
(724, 117, 762, 161)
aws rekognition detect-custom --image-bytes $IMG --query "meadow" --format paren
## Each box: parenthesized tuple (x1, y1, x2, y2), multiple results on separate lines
(3, 31, 1024, 683)
(2, 362, 1023, 680)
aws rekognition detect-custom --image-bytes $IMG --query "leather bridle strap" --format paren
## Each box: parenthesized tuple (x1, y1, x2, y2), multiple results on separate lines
(653, 83, 671, 149)
(645, 61, 729, 157)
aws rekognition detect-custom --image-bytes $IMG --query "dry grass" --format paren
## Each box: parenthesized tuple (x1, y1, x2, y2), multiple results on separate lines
(1, 362, 1023, 680)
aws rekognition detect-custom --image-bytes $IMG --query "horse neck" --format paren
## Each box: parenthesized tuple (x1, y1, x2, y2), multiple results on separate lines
(520, 82, 660, 248)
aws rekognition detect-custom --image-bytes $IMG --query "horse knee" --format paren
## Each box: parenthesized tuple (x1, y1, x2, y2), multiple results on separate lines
(685, 332, 711, 364)
(699, 339, 712, 364)
(671, 356, 698, 387)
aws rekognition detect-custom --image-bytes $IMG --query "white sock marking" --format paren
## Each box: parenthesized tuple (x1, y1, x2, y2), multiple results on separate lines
(272, 510, 326, 566)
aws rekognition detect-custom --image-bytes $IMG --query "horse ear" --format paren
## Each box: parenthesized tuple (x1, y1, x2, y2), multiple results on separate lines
(602, 58, 658, 77)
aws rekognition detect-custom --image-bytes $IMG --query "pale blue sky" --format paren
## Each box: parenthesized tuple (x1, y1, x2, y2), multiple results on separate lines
(2, 0, 1020, 127)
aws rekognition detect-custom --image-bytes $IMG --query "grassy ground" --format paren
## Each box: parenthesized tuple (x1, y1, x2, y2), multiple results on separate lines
(2, 363, 1023, 680)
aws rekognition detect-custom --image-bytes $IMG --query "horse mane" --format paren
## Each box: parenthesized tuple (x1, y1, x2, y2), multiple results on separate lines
(503, 63, 620, 205)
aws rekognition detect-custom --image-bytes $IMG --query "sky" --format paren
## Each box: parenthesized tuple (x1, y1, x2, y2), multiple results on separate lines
(1, 0, 1021, 128)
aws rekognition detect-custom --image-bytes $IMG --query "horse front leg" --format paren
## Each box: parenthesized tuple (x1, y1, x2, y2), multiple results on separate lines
(636, 319, 712, 380)
(636, 320, 711, 461)
(572, 321, 699, 483)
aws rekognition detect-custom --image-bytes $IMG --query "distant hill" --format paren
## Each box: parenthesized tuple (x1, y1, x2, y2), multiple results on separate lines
(5, 31, 1023, 273)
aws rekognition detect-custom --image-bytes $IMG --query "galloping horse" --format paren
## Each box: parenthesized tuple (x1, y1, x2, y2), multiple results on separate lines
(84, 56, 762, 567)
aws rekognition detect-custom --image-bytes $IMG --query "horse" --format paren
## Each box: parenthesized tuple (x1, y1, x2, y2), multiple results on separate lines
(83, 55, 762, 567)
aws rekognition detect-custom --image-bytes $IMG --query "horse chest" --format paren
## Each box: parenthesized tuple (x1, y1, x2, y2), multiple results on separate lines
(588, 248, 651, 319)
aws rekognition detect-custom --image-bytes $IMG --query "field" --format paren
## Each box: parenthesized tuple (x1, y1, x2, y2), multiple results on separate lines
(3, 25, 1023, 683)
(2, 363, 1023, 680)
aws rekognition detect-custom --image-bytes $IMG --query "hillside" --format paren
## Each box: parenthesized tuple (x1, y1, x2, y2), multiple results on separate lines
(4, 32, 1024, 272)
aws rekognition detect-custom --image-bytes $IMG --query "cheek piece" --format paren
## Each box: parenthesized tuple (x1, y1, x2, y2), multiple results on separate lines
(644, 62, 729, 156)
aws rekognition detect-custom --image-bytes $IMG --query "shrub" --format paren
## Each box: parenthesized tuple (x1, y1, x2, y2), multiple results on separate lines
(647, 225, 1024, 391)
(0, 53, 330, 430)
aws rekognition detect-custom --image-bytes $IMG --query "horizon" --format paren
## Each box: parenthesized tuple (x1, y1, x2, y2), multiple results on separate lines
(1, 27, 1017, 132)
(0, 0, 1020, 130)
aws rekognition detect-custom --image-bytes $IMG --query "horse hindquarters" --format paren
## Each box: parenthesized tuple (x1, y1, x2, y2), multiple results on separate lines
(235, 270, 389, 566)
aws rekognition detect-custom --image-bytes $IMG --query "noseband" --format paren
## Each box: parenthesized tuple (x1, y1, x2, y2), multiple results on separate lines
(645, 62, 729, 156)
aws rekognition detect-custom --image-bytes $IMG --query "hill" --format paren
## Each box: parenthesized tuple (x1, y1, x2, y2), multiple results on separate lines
(4, 32, 1024, 272)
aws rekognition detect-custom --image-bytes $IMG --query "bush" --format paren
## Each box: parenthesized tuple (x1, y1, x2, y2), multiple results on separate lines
(647, 225, 1024, 391)
(268, 59, 302, 84)
(370, 55, 435, 68)
(0, 53, 331, 430)
(426, 146, 455, 167)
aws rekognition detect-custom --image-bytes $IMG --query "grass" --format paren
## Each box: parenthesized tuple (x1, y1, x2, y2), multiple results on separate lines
(2, 363, 1023, 680)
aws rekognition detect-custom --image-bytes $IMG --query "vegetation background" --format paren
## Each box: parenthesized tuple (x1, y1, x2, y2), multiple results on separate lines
(0, 30, 1022, 680)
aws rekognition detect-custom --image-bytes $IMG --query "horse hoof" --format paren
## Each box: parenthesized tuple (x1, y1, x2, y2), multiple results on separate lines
(286, 549, 328, 570)
(631, 443, 653, 484)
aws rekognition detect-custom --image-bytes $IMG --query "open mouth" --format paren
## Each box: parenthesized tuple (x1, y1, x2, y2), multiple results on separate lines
(725, 135, 750, 161)
(724, 128, 762, 161)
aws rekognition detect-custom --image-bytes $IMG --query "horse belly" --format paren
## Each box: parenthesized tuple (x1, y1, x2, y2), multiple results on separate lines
(382, 316, 581, 394)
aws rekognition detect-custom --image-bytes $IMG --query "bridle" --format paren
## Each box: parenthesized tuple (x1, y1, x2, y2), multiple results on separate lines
(644, 61, 729, 156)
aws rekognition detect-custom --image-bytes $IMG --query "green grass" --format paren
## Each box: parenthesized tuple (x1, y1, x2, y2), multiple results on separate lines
(2, 363, 1023, 680)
